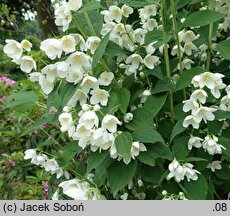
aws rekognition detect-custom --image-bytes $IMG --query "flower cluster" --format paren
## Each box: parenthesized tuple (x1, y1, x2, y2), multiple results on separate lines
(162, 190, 188, 200)
(24, 149, 69, 179)
(183, 72, 227, 129)
(166, 158, 200, 182)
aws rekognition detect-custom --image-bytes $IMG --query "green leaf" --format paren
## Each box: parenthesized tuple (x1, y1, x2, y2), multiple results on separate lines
(184, 157, 208, 162)
(184, 175, 209, 199)
(183, 10, 225, 27)
(107, 161, 137, 196)
(115, 132, 133, 158)
(126, 94, 167, 131)
(141, 165, 164, 183)
(92, 32, 110, 68)
(86, 151, 109, 174)
(114, 88, 130, 115)
(133, 127, 165, 144)
(77, 0, 102, 12)
(216, 40, 230, 60)
(172, 136, 190, 160)
(20, 114, 54, 136)
(175, 67, 206, 91)
(59, 82, 77, 109)
(219, 137, 230, 158)
(207, 120, 223, 135)
(61, 141, 82, 163)
(176, 0, 192, 10)
(4, 91, 38, 112)
(120, 0, 157, 8)
(215, 164, 230, 180)
(145, 30, 164, 47)
(214, 110, 230, 120)
(151, 78, 173, 94)
(170, 119, 186, 142)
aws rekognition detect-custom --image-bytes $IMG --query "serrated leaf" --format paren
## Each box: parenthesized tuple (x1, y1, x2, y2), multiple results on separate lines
(216, 40, 230, 60)
(86, 151, 109, 174)
(115, 132, 133, 158)
(170, 119, 186, 142)
(183, 10, 225, 27)
(61, 141, 82, 163)
(92, 32, 110, 68)
(175, 67, 206, 91)
(184, 175, 208, 199)
(107, 161, 137, 196)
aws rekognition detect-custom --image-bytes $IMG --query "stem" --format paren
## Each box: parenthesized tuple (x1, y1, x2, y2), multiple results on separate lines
(170, 0, 186, 100)
(206, 23, 213, 71)
(101, 59, 111, 72)
(161, 0, 175, 124)
(83, 12, 97, 36)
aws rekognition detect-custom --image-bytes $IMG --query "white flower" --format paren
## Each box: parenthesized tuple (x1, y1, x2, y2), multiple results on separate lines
(24, 149, 37, 160)
(180, 30, 197, 43)
(4, 39, 23, 60)
(67, 0, 82, 11)
(55, 4, 72, 31)
(146, 42, 157, 55)
(44, 159, 59, 172)
(194, 106, 216, 123)
(74, 123, 91, 139)
(56, 61, 70, 78)
(70, 33, 86, 51)
(191, 74, 201, 88)
(121, 5, 133, 17)
(29, 72, 42, 82)
(58, 179, 88, 200)
(171, 45, 184, 56)
(180, 58, 194, 70)
(183, 115, 200, 129)
(124, 113, 133, 123)
(21, 39, 32, 52)
(203, 135, 226, 155)
(207, 161, 222, 172)
(220, 95, 230, 111)
(80, 76, 99, 93)
(144, 54, 160, 69)
(102, 114, 122, 133)
(98, 72, 114, 86)
(39, 76, 54, 94)
(142, 18, 158, 31)
(183, 163, 200, 182)
(79, 111, 99, 130)
(131, 141, 146, 159)
(225, 85, 230, 95)
(52, 190, 59, 200)
(166, 159, 185, 182)
(140, 89, 152, 103)
(109, 6, 123, 23)
(183, 99, 199, 114)
(125, 54, 143, 74)
(139, 4, 157, 22)
(19, 56, 37, 73)
(41, 64, 57, 82)
(66, 69, 83, 84)
(198, 72, 218, 89)
(85, 36, 101, 54)
(60, 35, 76, 54)
(58, 112, 73, 132)
(40, 38, 62, 60)
(190, 89, 208, 104)
(133, 28, 147, 45)
(67, 51, 91, 71)
(188, 136, 203, 150)
(184, 42, 197, 56)
(68, 89, 88, 107)
(31, 154, 48, 166)
(90, 89, 109, 106)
